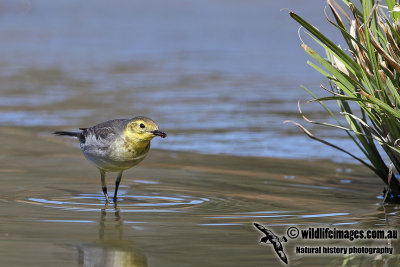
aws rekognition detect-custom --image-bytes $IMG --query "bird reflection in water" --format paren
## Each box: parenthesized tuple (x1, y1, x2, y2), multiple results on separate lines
(78, 205, 147, 267)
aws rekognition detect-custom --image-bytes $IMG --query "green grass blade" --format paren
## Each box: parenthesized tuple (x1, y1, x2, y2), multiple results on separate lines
(290, 11, 362, 75)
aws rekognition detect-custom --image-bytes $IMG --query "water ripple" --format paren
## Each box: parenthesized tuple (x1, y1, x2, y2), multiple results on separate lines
(24, 193, 209, 212)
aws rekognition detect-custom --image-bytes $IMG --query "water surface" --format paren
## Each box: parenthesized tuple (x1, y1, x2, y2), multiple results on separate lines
(0, 1, 398, 266)
(0, 0, 358, 160)
(0, 127, 399, 266)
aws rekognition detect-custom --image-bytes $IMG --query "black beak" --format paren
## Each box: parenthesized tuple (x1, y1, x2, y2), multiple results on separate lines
(151, 130, 167, 138)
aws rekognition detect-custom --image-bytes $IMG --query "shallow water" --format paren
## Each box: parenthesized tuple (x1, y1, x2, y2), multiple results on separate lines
(1, 127, 399, 266)
(0, 0, 359, 161)
(1, 1, 399, 266)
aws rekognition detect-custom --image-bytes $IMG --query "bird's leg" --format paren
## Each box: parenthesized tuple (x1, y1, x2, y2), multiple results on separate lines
(113, 171, 123, 203)
(100, 169, 110, 203)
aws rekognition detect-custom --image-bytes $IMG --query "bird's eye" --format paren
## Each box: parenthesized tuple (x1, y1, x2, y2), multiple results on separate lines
(140, 123, 145, 128)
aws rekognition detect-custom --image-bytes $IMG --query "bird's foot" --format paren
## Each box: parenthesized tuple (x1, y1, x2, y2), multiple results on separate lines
(104, 194, 110, 204)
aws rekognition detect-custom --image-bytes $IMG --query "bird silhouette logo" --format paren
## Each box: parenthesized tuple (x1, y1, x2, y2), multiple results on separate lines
(253, 223, 288, 264)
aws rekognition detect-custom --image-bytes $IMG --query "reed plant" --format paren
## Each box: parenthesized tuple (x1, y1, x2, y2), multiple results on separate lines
(289, 0, 400, 202)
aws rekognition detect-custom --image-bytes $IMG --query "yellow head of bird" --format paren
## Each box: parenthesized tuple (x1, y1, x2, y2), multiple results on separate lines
(124, 116, 167, 142)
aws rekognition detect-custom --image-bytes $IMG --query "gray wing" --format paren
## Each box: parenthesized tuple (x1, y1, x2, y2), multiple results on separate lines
(80, 119, 129, 144)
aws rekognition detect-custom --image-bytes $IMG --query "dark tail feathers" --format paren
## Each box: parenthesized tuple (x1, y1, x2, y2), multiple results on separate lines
(53, 131, 80, 138)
